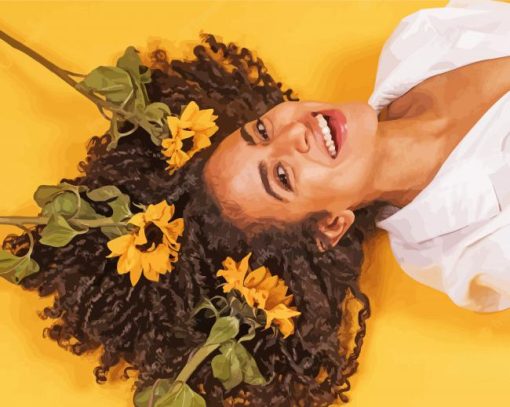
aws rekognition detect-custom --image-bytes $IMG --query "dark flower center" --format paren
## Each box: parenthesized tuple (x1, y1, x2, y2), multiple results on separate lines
(136, 222, 164, 252)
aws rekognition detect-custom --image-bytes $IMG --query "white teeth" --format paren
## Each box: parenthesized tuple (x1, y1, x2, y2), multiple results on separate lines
(315, 113, 337, 158)
(317, 114, 328, 128)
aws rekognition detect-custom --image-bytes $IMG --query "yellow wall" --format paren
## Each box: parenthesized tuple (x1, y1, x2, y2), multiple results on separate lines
(1, 1, 510, 406)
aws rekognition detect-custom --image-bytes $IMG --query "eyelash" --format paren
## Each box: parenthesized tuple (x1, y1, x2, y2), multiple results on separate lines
(256, 118, 269, 141)
(254, 118, 291, 192)
(275, 163, 292, 191)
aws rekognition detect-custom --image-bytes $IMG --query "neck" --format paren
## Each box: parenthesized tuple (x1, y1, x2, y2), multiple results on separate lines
(361, 115, 448, 208)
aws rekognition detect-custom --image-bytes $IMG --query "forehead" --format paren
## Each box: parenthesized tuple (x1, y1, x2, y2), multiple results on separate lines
(204, 125, 278, 221)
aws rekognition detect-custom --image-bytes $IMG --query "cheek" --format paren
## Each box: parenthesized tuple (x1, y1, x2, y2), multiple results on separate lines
(299, 168, 338, 203)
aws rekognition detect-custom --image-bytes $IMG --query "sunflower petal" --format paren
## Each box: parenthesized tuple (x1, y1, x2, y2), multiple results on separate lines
(134, 225, 148, 246)
(255, 274, 279, 291)
(144, 266, 160, 282)
(167, 149, 190, 168)
(193, 132, 213, 151)
(238, 253, 252, 278)
(128, 213, 146, 228)
(164, 218, 184, 243)
(244, 266, 268, 288)
(274, 317, 295, 338)
(152, 244, 172, 274)
(264, 304, 301, 331)
(145, 200, 168, 222)
(192, 111, 216, 131)
(180, 101, 199, 122)
(130, 265, 142, 286)
(158, 202, 175, 224)
(107, 234, 134, 257)
(167, 116, 180, 137)
(265, 280, 289, 309)
(128, 248, 143, 286)
(141, 251, 163, 282)
(117, 252, 131, 274)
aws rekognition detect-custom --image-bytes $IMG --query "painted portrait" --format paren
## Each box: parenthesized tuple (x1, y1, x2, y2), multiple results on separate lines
(1, 1, 510, 406)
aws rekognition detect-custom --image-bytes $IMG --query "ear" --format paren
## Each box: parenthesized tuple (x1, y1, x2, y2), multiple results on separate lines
(314, 210, 355, 252)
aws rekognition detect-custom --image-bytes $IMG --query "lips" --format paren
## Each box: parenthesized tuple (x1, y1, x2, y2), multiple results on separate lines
(320, 109, 347, 154)
(311, 109, 348, 160)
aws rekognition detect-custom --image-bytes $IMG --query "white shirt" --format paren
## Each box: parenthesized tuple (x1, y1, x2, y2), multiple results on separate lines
(368, 0, 510, 312)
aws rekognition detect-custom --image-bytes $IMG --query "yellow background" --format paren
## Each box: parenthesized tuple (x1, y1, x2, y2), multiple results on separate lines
(1, 1, 510, 406)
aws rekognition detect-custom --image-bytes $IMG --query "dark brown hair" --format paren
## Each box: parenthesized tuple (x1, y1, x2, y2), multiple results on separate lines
(4, 34, 381, 406)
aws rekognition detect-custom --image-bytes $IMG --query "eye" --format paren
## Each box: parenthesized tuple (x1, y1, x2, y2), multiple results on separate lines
(275, 163, 292, 192)
(256, 118, 269, 141)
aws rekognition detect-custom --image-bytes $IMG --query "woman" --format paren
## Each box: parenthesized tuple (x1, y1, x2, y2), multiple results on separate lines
(2, 0, 509, 406)
(204, 0, 510, 313)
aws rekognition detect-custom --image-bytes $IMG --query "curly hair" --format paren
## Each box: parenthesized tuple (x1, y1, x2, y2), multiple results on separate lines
(4, 34, 382, 406)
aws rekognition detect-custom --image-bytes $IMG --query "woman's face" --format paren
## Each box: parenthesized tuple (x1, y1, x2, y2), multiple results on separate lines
(204, 101, 379, 247)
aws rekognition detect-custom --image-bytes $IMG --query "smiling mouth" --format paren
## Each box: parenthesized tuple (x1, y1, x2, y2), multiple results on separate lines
(311, 110, 347, 159)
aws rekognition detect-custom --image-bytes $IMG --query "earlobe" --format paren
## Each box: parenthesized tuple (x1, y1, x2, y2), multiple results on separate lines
(314, 210, 355, 252)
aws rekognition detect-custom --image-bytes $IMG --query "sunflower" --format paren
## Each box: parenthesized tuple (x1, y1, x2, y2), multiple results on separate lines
(217, 253, 301, 338)
(161, 101, 218, 174)
(106, 200, 184, 286)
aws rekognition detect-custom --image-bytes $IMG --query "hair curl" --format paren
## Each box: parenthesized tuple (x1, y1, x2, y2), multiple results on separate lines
(4, 34, 382, 406)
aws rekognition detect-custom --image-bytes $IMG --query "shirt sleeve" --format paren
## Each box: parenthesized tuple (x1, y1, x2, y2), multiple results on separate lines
(368, 0, 510, 114)
(445, 223, 510, 312)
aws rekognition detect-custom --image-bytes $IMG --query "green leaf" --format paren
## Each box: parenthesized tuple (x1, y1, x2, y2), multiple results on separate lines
(212, 340, 243, 391)
(40, 214, 87, 247)
(41, 191, 78, 218)
(116, 46, 151, 83)
(153, 383, 205, 407)
(192, 297, 220, 320)
(115, 47, 151, 113)
(145, 121, 169, 146)
(212, 340, 266, 391)
(105, 194, 131, 222)
(86, 186, 132, 239)
(144, 102, 171, 124)
(34, 182, 85, 207)
(232, 342, 267, 386)
(77, 199, 101, 220)
(133, 379, 172, 407)
(205, 316, 240, 346)
(101, 193, 132, 239)
(0, 250, 40, 284)
(35, 183, 93, 220)
(34, 185, 64, 208)
(211, 354, 230, 382)
(39, 189, 101, 223)
(80, 66, 134, 104)
(86, 185, 124, 202)
(141, 102, 171, 145)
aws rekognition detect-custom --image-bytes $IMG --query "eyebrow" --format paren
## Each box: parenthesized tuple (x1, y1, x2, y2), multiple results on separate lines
(258, 161, 285, 202)
(240, 124, 256, 145)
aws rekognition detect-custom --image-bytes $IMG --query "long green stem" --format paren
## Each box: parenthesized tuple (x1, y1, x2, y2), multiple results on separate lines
(0, 30, 130, 118)
(175, 343, 220, 385)
(0, 215, 126, 228)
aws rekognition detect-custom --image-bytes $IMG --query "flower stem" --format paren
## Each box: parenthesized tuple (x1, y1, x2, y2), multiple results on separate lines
(175, 343, 220, 385)
(0, 30, 130, 118)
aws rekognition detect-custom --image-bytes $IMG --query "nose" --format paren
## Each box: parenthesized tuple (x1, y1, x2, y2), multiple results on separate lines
(277, 121, 309, 154)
